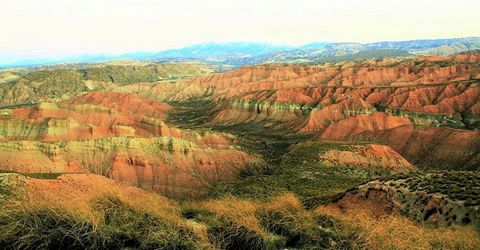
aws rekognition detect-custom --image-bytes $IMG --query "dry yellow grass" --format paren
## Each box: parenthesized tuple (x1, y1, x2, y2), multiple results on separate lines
(192, 193, 335, 249)
(21, 174, 180, 223)
(0, 173, 213, 250)
(2, 174, 478, 250)
(199, 193, 315, 239)
(259, 193, 318, 237)
(315, 206, 480, 250)
(198, 196, 280, 248)
(201, 196, 264, 233)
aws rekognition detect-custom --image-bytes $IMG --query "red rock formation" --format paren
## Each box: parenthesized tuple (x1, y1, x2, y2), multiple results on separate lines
(317, 115, 480, 170)
(0, 136, 256, 198)
(171, 54, 480, 170)
(0, 91, 258, 198)
(184, 54, 480, 96)
(300, 98, 376, 132)
(318, 143, 414, 170)
(1, 53, 479, 193)
(318, 113, 412, 139)
(62, 91, 172, 119)
(0, 92, 203, 141)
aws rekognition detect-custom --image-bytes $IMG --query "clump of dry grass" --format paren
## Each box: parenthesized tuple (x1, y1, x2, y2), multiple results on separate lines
(315, 206, 480, 250)
(190, 196, 283, 249)
(0, 174, 213, 250)
(0, 205, 104, 250)
(183, 193, 341, 249)
(0, 192, 213, 250)
(257, 193, 324, 247)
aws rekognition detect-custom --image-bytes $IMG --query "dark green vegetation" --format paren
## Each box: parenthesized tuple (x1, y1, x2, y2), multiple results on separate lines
(211, 142, 404, 208)
(389, 171, 480, 206)
(0, 170, 61, 180)
(80, 63, 213, 83)
(166, 100, 217, 130)
(22, 64, 207, 85)
(0, 172, 29, 201)
(166, 100, 478, 218)
(0, 171, 60, 200)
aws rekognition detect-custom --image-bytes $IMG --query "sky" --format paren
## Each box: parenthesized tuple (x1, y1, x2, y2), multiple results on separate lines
(1, 0, 479, 57)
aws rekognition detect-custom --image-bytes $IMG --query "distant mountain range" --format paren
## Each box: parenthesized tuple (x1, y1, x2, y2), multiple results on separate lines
(261, 37, 480, 64)
(2, 37, 480, 68)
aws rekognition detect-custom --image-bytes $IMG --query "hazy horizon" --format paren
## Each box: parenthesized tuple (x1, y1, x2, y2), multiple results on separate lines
(1, 0, 479, 58)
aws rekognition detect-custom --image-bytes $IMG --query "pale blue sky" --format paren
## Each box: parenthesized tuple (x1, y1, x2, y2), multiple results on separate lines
(1, 0, 479, 57)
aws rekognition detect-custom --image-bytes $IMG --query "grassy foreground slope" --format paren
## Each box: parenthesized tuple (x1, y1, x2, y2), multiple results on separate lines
(1, 173, 478, 250)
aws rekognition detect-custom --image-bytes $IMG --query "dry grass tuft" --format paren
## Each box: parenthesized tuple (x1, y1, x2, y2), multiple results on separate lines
(183, 193, 340, 249)
(257, 193, 323, 247)
(0, 174, 213, 250)
(193, 196, 282, 249)
(315, 206, 480, 250)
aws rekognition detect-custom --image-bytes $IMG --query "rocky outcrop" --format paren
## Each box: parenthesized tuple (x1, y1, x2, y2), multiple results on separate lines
(331, 171, 480, 227)
(209, 82, 479, 127)
(1, 54, 479, 192)
(300, 98, 377, 132)
(211, 99, 304, 126)
(206, 83, 480, 170)
(318, 113, 413, 139)
(112, 54, 480, 104)
(188, 54, 480, 92)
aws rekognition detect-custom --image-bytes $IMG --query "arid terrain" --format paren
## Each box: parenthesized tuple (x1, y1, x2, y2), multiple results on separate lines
(1, 42, 479, 249)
